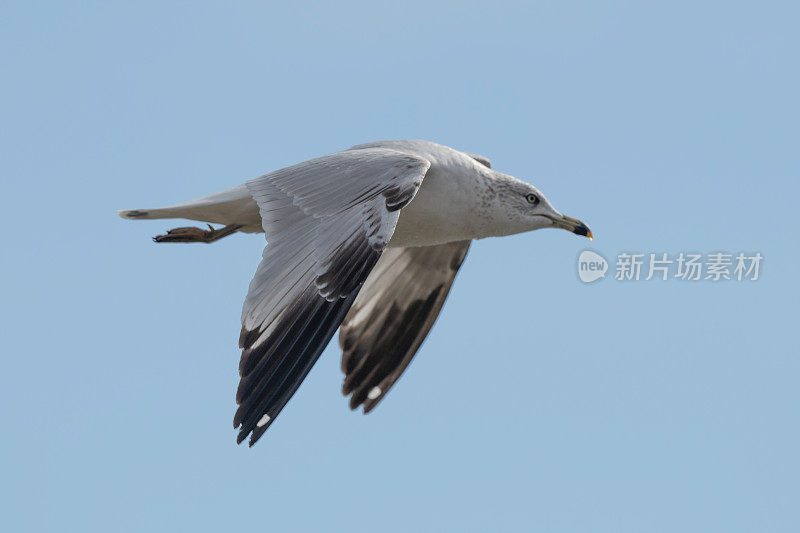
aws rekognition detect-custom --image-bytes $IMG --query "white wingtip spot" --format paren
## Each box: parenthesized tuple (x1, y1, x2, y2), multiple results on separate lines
(256, 413, 271, 427)
(367, 386, 381, 400)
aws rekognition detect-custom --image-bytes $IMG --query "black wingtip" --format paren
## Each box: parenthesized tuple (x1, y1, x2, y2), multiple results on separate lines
(249, 425, 269, 447)
(234, 291, 359, 447)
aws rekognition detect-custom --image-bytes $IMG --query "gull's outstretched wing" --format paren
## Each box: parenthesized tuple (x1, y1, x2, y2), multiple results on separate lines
(235, 148, 430, 446)
(339, 240, 470, 412)
(463, 152, 492, 169)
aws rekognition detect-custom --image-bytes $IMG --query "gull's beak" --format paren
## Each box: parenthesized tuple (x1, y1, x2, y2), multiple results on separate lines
(546, 214, 593, 240)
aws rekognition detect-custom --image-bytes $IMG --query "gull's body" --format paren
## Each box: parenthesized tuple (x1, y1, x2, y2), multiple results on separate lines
(120, 139, 591, 446)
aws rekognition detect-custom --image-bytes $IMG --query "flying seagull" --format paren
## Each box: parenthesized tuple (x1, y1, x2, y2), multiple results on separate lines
(119, 140, 592, 446)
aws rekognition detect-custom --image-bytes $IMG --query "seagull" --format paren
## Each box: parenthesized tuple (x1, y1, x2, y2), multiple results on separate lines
(119, 140, 592, 446)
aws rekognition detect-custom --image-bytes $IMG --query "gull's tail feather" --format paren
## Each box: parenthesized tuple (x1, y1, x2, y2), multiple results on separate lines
(117, 184, 263, 232)
(118, 207, 191, 220)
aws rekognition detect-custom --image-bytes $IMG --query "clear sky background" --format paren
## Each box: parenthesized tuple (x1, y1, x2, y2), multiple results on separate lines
(2, 1, 798, 531)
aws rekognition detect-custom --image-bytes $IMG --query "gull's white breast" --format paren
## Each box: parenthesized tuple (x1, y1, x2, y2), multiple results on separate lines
(389, 158, 486, 248)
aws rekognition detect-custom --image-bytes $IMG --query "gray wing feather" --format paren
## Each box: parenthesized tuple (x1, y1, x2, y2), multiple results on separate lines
(234, 148, 430, 445)
(463, 152, 492, 168)
(339, 240, 471, 412)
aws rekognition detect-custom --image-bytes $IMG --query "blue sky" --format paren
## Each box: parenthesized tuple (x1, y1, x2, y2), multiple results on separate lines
(2, 1, 798, 531)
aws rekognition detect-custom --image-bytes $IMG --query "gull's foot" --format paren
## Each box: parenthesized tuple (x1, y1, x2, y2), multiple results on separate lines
(153, 224, 242, 243)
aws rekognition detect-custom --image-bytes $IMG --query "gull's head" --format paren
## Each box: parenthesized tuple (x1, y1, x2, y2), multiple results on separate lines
(488, 175, 593, 240)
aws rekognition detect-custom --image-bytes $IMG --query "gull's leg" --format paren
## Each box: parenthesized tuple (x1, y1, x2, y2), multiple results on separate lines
(153, 224, 243, 244)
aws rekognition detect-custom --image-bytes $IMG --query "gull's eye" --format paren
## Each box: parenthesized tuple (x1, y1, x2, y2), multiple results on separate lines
(525, 193, 539, 206)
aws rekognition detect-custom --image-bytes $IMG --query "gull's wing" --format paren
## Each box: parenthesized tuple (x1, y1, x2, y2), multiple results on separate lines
(234, 148, 430, 446)
(339, 240, 471, 412)
(463, 152, 492, 168)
